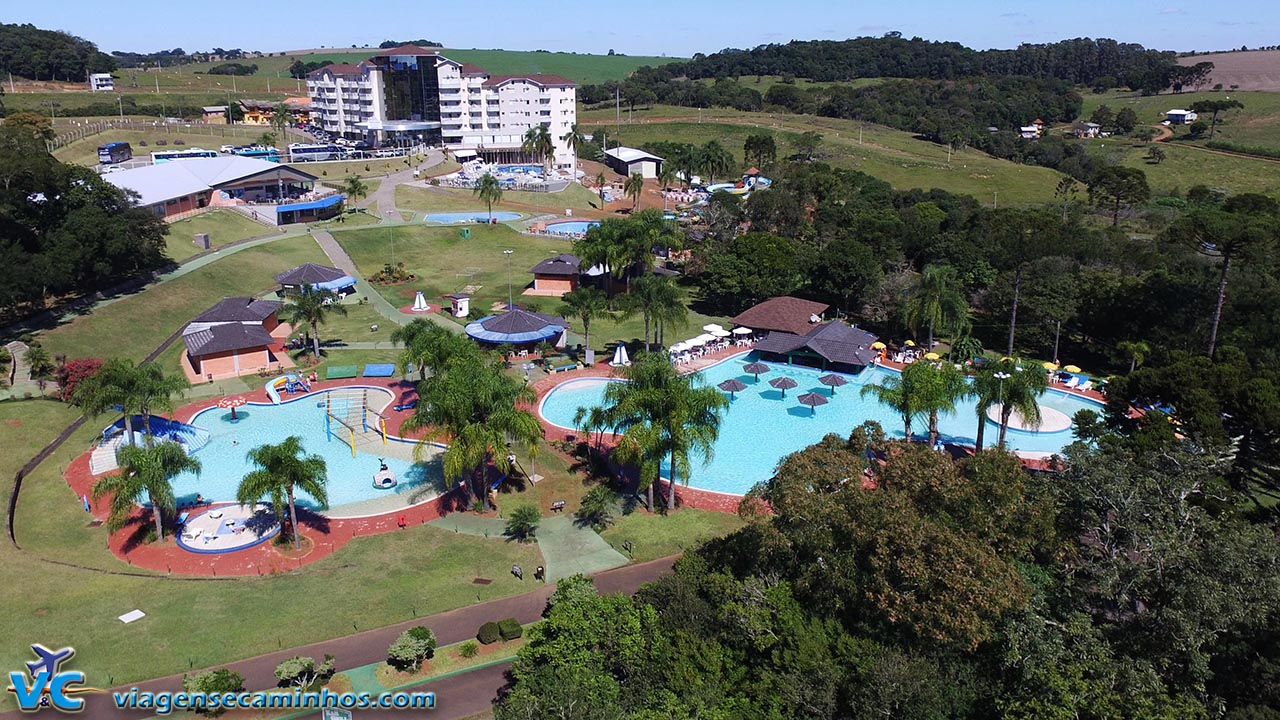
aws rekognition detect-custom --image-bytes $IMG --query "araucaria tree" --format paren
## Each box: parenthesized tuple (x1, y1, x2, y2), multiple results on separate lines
(280, 283, 348, 360)
(1089, 166, 1151, 226)
(237, 436, 329, 550)
(93, 441, 200, 542)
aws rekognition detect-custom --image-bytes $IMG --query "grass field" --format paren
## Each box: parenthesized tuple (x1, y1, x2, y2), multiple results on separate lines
(396, 183, 604, 215)
(579, 110, 1065, 205)
(1084, 137, 1280, 198)
(1079, 89, 1280, 151)
(165, 210, 275, 261)
(601, 509, 747, 563)
(52, 126, 282, 167)
(36, 234, 325, 363)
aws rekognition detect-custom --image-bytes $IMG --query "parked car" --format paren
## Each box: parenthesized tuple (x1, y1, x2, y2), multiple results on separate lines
(220, 144, 237, 154)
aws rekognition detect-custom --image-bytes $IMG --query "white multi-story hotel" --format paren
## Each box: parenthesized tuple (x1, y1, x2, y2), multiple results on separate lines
(307, 46, 577, 169)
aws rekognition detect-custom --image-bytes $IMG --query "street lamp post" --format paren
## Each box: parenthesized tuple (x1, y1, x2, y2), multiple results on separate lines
(503, 249, 514, 311)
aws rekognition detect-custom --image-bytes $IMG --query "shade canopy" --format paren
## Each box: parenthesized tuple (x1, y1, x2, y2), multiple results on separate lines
(1063, 364, 1082, 373)
(769, 377, 799, 396)
(871, 341, 886, 350)
(1042, 361, 1058, 370)
(668, 342, 687, 353)
(710, 328, 731, 338)
(732, 327, 753, 335)
(924, 352, 940, 361)
(217, 395, 247, 408)
(609, 344, 631, 367)
(904, 340, 916, 347)
(686, 336, 707, 346)
(743, 362, 770, 378)
(718, 378, 747, 395)
(695, 333, 717, 344)
(797, 392, 829, 414)
(703, 323, 726, 333)
(818, 374, 848, 395)
(465, 307, 569, 344)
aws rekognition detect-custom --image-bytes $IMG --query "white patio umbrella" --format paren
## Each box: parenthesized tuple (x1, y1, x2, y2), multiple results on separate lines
(732, 327, 753, 335)
(668, 342, 687, 353)
(710, 329, 731, 338)
(702, 323, 726, 333)
(686, 336, 708, 346)
(609, 344, 631, 367)
(695, 333, 717, 344)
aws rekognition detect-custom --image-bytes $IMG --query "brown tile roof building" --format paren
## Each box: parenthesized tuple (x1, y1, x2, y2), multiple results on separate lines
(731, 296, 831, 336)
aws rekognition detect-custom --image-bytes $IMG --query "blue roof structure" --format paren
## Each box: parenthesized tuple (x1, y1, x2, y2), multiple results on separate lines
(465, 308, 569, 345)
(276, 195, 344, 214)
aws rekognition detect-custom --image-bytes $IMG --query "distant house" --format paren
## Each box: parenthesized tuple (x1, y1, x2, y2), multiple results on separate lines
(1074, 122, 1102, 138)
(240, 98, 313, 126)
(731, 296, 830, 337)
(603, 147, 664, 179)
(202, 106, 229, 124)
(528, 253, 581, 296)
(181, 297, 286, 381)
(88, 73, 114, 92)
(1020, 126, 1040, 139)
(1032, 118, 1045, 130)
(753, 320, 880, 373)
(1166, 109, 1198, 124)
(274, 263, 356, 297)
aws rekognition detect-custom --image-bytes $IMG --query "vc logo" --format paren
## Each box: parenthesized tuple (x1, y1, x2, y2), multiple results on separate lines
(6, 644, 97, 713)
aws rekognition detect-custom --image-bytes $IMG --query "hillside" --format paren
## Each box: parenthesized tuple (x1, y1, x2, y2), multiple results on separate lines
(1178, 50, 1280, 91)
(1080, 89, 1280, 151)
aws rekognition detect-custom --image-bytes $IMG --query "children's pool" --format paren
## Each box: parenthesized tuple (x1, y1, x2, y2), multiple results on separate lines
(168, 388, 443, 511)
(425, 212, 522, 224)
(545, 220, 600, 235)
(537, 355, 1103, 495)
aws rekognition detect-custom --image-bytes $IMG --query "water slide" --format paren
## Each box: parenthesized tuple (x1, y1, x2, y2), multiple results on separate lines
(266, 376, 288, 404)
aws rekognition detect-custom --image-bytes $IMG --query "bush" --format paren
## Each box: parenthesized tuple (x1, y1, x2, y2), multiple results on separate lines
(182, 668, 243, 716)
(459, 641, 479, 658)
(387, 627, 436, 670)
(477, 621, 501, 645)
(505, 504, 541, 542)
(497, 618, 523, 641)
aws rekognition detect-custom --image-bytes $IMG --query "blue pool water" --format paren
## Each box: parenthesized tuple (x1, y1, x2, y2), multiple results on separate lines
(494, 164, 544, 175)
(538, 355, 1104, 495)
(169, 388, 442, 511)
(545, 220, 600, 235)
(425, 212, 522, 224)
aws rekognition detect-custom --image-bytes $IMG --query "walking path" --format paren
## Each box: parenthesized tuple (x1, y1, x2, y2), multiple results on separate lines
(39, 556, 676, 720)
(2, 340, 43, 400)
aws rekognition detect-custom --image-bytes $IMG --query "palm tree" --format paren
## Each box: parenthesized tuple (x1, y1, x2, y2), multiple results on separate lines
(595, 170, 607, 202)
(574, 220, 628, 295)
(521, 125, 555, 174)
(237, 436, 328, 550)
(949, 334, 984, 364)
(269, 102, 291, 153)
(995, 362, 1048, 447)
(657, 165, 677, 210)
(903, 264, 969, 349)
(473, 173, 503, 223)
(559, 286, 612, 364)
(621, 275, 685, 351)
(341, 175, 369, 205)
(402, 356, 542, 510)
(860, 369, 924, 442)
(909, 362, 969, 448)
(589, 353, 728, 511)
(698, 140, 734, 184)
(624, 173, 644, 210)
(560, 123, 585, 159)
(280, 283, 348, 360)
(135, 364, 189, 442)
(92, 441, 200, 542)
(72, 358, 145, 445)
(1116, 340, 1150, 373)
(969, 365, 1004, 453)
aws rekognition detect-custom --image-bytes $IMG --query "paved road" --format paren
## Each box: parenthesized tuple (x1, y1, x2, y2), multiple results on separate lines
(31, 556, 674, 720)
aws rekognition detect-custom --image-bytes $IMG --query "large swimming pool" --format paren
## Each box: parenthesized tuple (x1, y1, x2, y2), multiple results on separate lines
(538, 355, 1104, 495)
(545, 220, 600, 235)
(169, 388, 443, 512)
(425, 211, 522, 224)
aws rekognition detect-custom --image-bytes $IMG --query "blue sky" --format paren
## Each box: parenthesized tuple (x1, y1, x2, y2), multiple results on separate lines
(11, 0, 1276, 56)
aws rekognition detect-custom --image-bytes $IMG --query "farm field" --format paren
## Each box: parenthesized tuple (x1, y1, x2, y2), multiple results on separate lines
(1087, 138, 1280, 199)
(579, 108, 1065, 205)
(1079, 89, 1280, 151)
(1178, 50, 1280, 92)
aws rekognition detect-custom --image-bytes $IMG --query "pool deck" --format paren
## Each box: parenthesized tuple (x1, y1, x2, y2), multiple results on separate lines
(65, 376, 473, 576)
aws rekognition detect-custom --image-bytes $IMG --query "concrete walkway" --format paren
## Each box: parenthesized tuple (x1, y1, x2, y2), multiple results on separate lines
(363, 149, 445, 217)
(42, 556, 676, 720)
(3, 340, 46, 400)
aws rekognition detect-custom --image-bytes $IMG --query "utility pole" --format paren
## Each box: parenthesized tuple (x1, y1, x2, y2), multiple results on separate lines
(118, 96, 124, 120)
(993, 191, 998, 209)
(615, 85, 620, 124)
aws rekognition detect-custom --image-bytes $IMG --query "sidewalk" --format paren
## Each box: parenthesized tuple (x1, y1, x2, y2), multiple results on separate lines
(43, 556, 676, 720)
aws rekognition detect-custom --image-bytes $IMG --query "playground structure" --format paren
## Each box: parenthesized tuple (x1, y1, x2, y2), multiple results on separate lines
(323, 388, 389, 458)
(266, 374, 311, 404)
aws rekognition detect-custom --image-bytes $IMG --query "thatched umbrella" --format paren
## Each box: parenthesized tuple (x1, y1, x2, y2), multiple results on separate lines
(818, 374, 848, 396)
(769, 376, 798, 398)
(797, 392, 829, 416)
(743, 362, 770, 383)
(717, 378, 747, 399)
(218, 395, 247, 422)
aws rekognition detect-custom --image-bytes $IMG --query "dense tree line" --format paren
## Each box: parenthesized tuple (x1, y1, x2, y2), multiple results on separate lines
(652, 35, 1177, 89)
(0, 122, 170, 321)
(111, 47, 254, 69)
(205, 62, 258, 76)
(377, 39, 442, 49)
(288, 60, 333, 79)
(0, 23, 115, 80)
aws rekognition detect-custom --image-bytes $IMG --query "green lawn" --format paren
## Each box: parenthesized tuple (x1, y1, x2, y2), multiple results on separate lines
(1079, 89, 1280, 151)
(601, 508, 747, 563)
(165, 210, 275, 261)
(1086, 138, 1280, 199)
(37, 234, 326, 363)
(397, 183, 603, 215)
(579, 111, 1065, 205)
(53, 127, 281, 167)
